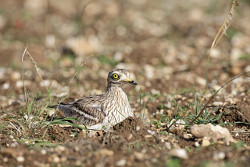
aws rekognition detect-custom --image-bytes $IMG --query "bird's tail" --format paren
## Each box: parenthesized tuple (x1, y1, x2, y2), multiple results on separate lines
(48, 102, 70, 109)
(48, 104, 59, 109)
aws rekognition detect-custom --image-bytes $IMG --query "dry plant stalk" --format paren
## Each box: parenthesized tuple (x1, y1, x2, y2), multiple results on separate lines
(21, 46, 28, 102)
(68, 57, 85, 87)
(21, 46, 48, 98)
(208, 0, 239, 58)
(189, 72, 250, 125)
(190, 0, 240, 125)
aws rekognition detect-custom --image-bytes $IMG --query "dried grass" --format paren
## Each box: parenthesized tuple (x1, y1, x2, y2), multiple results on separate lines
(190, 0, 242, 125)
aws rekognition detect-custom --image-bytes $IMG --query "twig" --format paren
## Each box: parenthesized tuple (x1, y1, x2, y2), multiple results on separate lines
(206, 0, 240, 88)
(21, 46, 28, 103)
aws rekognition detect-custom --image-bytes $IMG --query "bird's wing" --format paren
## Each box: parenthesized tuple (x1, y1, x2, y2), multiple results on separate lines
(57, 98, 105, 126)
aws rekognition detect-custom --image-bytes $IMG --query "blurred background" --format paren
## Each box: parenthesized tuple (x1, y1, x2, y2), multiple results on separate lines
(0, 0, 249, 99)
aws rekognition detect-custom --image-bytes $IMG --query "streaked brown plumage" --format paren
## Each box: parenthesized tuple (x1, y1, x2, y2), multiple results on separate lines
(49, 69, 137, 130)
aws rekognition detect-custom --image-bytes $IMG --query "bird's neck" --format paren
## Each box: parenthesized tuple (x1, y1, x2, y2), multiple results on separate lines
(106, 84, 123, 93)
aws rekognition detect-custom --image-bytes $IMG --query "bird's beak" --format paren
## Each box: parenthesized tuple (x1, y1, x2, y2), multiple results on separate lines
(124, 78, 137, 85)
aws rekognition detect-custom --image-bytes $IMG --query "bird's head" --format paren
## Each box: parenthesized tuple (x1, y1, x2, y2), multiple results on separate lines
(107, 69, 137, 86)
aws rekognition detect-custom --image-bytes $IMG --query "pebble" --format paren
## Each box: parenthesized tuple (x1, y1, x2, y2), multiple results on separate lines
(165, 142, 171, 149)
(0, 15, 6, 30)
(183, 134, 190, 140)
(45, 34, 56, 48)
(202, 137, 210, 147)
(147, 130, 156, 135)
(0, 68, 6, 79)
(213, 152, 225, 160)
(210, 48, 221, 58)
(191, 123, 235, 145)
(40, 80, 50, 87)
(144, 64, 155, 79)
(11, 71, 21, 81)
(245, 65, 250, 72)
(16, 80, 31, 88)
(116, 159, 126, 166)
(212, 101, 224, 106)
(96, 149, 114, 156)
(194, 142, 200, 147)
(113, 51, 123, 61)
(170, 148, 188, 159)
(52, 155, 60, 163)
(2, 83, 9, 90)
(41, 149, 47, 155)
(127, 134, 133, 140)
(3, 157, 8, 162)
(196, 77, 206, 86)
(55, 145, 66, 153)
(16, 156, 25, 162)
(134, 152, 144, 161)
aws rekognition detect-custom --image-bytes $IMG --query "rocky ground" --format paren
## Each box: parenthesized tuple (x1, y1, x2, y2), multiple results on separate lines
(0, 0, 249, 166)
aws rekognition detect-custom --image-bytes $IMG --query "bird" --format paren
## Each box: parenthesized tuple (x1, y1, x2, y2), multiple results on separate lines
(49, 69, 137, 130)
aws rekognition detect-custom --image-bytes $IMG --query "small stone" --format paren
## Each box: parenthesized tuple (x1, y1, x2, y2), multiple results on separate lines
(145, 135, 153, 139)
(196, 77, 206, 86)
(165, 142, 171, 149)
(144, 64, 155, 79)
(0, 15, 6, 30)
(170, 148, 188, 159)
(11, 72, 21, 81)
(212, 101, 224, 106)
(55, 145, 66, 153)
(147, 130, 156, 135)
(136, 126, 140, 131)
(127, 134, 133, 140)
(231, 66, 242, 75)
(41, 149, 47, 155)
(10, 142, 18, 147)
(190, 123, 235, 145)
(194, 142, 200, 147)
(116, 159, 126, 166)
(48, 110, 55, 117)
(183, 134, 190, 139)
(210, 48, 221, 58)
(168, 119, 186, 135)
(16, 156, 25, 162)
(16, 81, 23, 88)
(3, 157, 8, 162)
(52, 155, 60, 163)
(213, 152, 225, 160)
(45, 34, 56, 48)
(245, 65, 250, 72)
(40, 80, 50, 87)
(16, 80, 31, 88)
(2, 83, 9, 90)
(114, 52, 123, 61)
(134, 152, 144, 161)
(96, 149, 114, 156)
(202, 137, 210, 147)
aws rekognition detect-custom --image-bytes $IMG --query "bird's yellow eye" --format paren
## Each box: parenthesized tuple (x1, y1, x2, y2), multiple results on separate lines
(112, 73, 119, 79)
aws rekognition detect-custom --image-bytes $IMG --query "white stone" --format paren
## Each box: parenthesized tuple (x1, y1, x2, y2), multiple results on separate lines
(116, 159, 126, 166)
(213, 152, 225, 160)
(16, 156, 25, 162)
(170, 148, 188, 159)
(2, 83, 9, 90)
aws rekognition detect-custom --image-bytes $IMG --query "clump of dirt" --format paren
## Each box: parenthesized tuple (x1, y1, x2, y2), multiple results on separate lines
(112, 117, 152, 141)
(47, 126, 81, 142)
(113, 117, 145, 134)
(219, 102, 250, 125)
(99, 117, 158, 149)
